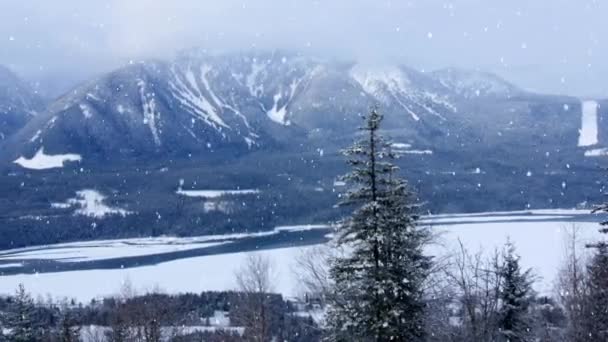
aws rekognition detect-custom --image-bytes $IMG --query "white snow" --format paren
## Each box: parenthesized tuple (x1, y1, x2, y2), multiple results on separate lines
(351, 64, 411, 98)
(79, 103, 93, 119)
(391, 143, 412, 149)
(266, 78, 300, 125)
(351, 64, 454, 121)
(267, 92, 288, 124)
(51, 189, 132, 218)
(0, 211, 601, 302)
(585, 147, 608, 157)
(391, 143, 433, 155)
(176, 189, 260, 198)
(13, 147, 81, 170)
(246, 59, 266, 97)
(403, 150, 433, 155)
(578, 100, 599, 147)
(169, 67, 229, 131)
(29, 130, 42, 143)
(137, 80, 162, 146)
(433, 68, 516, 98)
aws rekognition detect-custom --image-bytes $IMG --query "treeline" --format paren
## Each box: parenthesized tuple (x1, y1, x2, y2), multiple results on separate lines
(0, 283, 320, 342)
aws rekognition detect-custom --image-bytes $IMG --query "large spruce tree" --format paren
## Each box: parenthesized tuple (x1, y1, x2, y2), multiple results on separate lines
(5, 284, 39, 342)
(325, 108, 432, 341)
(585, 202, 608, 339)
(497, 242, 535, 342)
(585, 245, 608, 339)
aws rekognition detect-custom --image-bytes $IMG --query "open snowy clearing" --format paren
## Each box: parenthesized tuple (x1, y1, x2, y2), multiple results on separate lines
(51, 189, 132, 218)
(578, 100, 599, 147)
(13, 147, 81, 170)
(0, 211, 603, 303)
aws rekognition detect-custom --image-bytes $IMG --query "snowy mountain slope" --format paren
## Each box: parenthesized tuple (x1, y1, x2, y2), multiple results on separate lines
(2, 51, 471, 164)
(0, 66, 44, 141)
(0, 51, 598, 174)
(431, 67, 522, 99)
(351, 64, 457, 122)
(1, 58, 302, 164)
(2, 50, 607, 245)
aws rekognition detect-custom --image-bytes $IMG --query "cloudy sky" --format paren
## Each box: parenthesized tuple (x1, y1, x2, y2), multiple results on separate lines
(1, 0, 606, 97)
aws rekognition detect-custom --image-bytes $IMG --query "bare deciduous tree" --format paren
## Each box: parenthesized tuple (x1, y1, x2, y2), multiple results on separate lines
(293, 245, 332, 304)
(443, 240, 503, 342)
(556, 224, 592, 342)
(233, 254, 276, 342)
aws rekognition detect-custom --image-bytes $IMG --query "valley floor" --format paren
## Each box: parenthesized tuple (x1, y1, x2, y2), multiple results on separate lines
(0, 209, 604, 303)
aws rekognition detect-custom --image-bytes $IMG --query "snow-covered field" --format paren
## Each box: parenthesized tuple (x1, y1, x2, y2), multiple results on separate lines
(0, 210, 603, 302)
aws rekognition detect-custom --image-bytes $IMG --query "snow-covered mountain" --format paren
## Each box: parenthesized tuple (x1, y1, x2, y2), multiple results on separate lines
(0, 66, 44, 141)
(2, 50, 593, 171)
(2, 49, 607, 248)
(1, 50, 595, 170)
(1, 51, 465, 163)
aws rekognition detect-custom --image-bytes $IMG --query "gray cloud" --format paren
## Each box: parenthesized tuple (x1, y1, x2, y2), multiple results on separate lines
(1, 0, 607, 97)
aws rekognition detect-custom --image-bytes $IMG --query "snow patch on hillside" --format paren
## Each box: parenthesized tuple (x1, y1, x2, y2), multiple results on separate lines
(585, 147, 608, 157)
(266, 78, 300, 125)
(351, 64, 411, 98)
(177, 189, 260, 199)
(351, 64, 454, 121)
(51, 190, 132, 218)
(137, 80, 162, 146)
(578, 100, 599, 147)
(13, 147, 81, 170)
(391, 142, 433, 155)
(79, 103, 93, 118)
(169, 67, 229, 131)
(247, 59, 266, 97)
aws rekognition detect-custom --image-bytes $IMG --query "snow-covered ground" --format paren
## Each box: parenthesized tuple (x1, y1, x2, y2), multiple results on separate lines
(51, 189, 131, 218)
(13, 147, 81, 170)
(585, 147, 608, 157)
(0, 211, 603, 302)
(578, 100, 599, 147)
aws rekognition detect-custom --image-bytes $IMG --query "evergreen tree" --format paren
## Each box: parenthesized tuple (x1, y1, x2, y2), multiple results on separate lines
(497, 242, 535, 342)
(584, 202, 608, 339)
(5, 284, 40, 342)
(325, 108, 432, 341)
(59, 310, 81, 342)
(584, 245, 608, 339)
